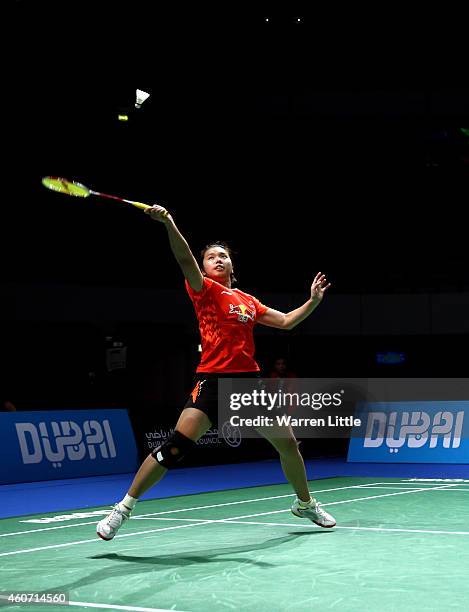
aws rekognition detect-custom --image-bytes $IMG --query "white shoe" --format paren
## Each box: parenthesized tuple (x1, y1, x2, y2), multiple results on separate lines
(96, 504, 131, 540)
(291, 497, 336, 528)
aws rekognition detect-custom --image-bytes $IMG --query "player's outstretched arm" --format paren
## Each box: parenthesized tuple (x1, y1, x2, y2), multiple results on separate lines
(145, 205, 203, 291)
(258, 272, 331, 330)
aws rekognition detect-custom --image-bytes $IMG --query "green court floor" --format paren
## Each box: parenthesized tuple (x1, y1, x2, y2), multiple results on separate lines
(1, 477, 469, 611)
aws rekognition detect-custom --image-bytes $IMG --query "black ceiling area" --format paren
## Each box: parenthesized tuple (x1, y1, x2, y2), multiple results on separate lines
(5, 3, 469, 293)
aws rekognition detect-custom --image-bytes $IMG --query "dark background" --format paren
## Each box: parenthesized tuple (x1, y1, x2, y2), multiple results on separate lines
(3, 3, 469, 460)
(5, 3, 469, 293)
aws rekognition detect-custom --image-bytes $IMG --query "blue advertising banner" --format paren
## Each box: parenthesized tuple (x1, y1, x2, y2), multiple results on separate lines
(0, 410, 138, 484)
(348, 401, 469, 463)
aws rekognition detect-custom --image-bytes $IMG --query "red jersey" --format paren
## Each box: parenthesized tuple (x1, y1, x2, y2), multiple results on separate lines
(185, 277, 268, 373)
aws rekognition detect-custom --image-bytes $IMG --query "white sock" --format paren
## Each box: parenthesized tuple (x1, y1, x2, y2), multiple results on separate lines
(119, 494, 138, 512)
(298, 497, 315, 508)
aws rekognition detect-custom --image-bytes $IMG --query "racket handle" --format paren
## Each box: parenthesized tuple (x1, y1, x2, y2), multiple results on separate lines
(129, 201, 151, 211)
(128, 201, 168, 217)
(123, 198, 168, 217)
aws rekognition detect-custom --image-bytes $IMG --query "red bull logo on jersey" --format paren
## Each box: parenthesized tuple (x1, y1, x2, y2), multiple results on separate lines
(229, 303, 255, 323)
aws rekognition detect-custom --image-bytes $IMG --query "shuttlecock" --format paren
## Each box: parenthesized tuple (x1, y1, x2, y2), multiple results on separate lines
(135, 89, 150, 109)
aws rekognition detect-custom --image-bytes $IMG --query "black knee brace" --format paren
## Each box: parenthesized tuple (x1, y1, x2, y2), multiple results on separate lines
(151, 431, 197, 468)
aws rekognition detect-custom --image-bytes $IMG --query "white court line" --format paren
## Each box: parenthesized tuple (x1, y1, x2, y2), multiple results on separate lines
(0, 596, 182, 612)
(401, 480, 469, 483)
(133, 484, 459, 524)
(0, 483, 455, 557)
(69, 601, 187, 612)
(322, 483, 457, 507)
(357, 485, 469, 491)
(0, 483, 450, 547)
(175, 484, 455, 519)
(0, 522, 112, 538)
(0, 520, 216, 558)
(135, 482, 386, 517)
(214, 519, 469, 537)
(0, 482, 388, 539)
(334, 525, 469, 535)
(0, 484, 456, 557)
(365, 482, 469, 487)
(132, 517, 202, 521)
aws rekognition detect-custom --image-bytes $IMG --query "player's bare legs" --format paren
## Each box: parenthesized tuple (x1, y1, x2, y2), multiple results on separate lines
(257, 424, 336, 528)
(97, 408, 211, 540)
(256, 424, 310, 500)
(127, 408, 212, 497)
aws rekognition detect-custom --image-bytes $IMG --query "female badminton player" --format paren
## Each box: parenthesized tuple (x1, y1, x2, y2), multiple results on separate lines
(97, 205, 335, 539)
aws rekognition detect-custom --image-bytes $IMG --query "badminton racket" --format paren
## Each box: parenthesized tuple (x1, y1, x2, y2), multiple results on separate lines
(41, 176, 166, 215)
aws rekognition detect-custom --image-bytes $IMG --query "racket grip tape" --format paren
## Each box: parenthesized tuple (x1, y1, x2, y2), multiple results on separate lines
(130, 201, 152, 211)
(130, 201, 168, 217)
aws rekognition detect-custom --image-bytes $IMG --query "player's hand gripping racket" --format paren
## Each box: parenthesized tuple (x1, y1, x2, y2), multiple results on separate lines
(41, 176, 168, 217)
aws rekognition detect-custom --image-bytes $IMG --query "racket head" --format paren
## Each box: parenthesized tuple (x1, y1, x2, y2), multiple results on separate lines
(42, 176, 91, 198)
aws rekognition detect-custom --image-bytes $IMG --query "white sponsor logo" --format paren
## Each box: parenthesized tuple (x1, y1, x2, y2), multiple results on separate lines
(145, 427, 241, 449)
(363, 410, 464, 454)
(220, 421, 242, 448)
(16, 419, 116, 468)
